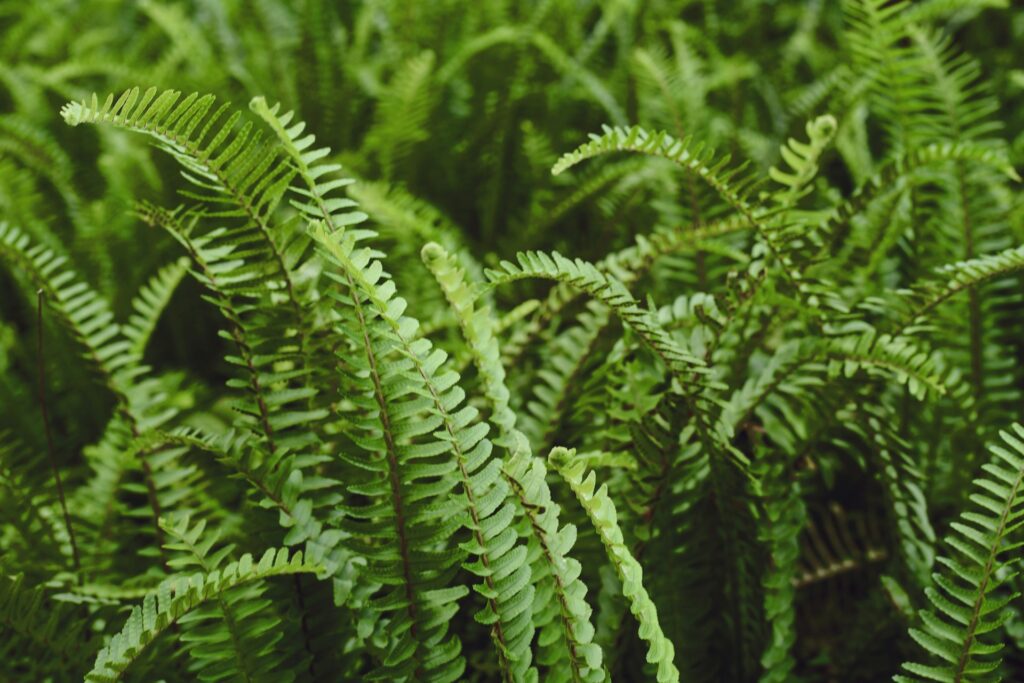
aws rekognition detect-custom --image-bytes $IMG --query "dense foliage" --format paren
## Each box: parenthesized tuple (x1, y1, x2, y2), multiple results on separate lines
(2, 0, 1024, 681)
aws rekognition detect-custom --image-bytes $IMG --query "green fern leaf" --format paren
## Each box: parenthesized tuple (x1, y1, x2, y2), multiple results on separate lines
(422, 242, 606, 682)
(85, 548, 321, 682)
(549, 447, 679, 683)
(895, 424, 1024, 682)
(123, 257, 189, 360)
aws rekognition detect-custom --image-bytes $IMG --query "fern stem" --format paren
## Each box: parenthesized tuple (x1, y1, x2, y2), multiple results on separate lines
(35, 290, 81, 583)
(347, 275, 425, 669)
(957, 162, 985, 401)
(291, 575, 318, 679)
(140, 451, 171, 573)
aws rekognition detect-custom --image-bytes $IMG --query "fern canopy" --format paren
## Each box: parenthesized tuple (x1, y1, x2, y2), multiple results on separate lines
(1, 1, 1024, 682)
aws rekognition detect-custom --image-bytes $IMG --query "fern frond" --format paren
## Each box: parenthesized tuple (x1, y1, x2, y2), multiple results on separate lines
(756, 456, 805, 683)
(521, 300, 611, 451)
(822, 141, 1019, 270)
(85, 548, 320, 683)
(854, 403, 938, 584)
(0, 571, 96, 674)
(825, 329, 952, 400)
(908, 141, 1018, 181)
(538, 157, 652, 234)
(890, 244, 1024, 334)
(0, 223, 189, 563)
(131, 427, 357, 600)
(314, 219, 531, 682)
(499, 215, 754, 370)
(0, 115, 88, 233)
(123, 257, 189, 360)
(0, 222, 133, 406)
(422, 241, 605, 682)
(484, 249, 732, 459)
(61, 87, 304, 315)
(550, 447, 679, 683)
(248, 96, 368, 234)
(257, 100, 532, 680)
(136, 205, 346, 588)
(551, 125, 760, 219)
(362, 50, 437, 179)
(162, 513, 310, 682)
(769, 115, 838, 201)
(278, 111, 538, 677)
(551, 124, 817, 290)
(137, 204, 328, 460)
(716, 341, 809, 437)
(0, 433, 67, 570)
(895, 424, 1024, 682)
(484, 251, 706, 384)
(844, 0, 930, 155)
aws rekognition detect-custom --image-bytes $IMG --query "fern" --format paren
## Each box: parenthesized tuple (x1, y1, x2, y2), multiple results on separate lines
(0, 571, 97, 674)
(162, 513, 310, 682)
(0, 222, 136, 406)
(258, 95, 541, 680)
(422, 241, 605, 682)
(61, 87, 305, 318)
(2, 4, 1024, 681)
(549, 447, 679, 683)
(896, 424, 1024, 682)
(313, 217, 529, 682)
(824, 329, 952, 401)
(550, 126, 767, 257)
(483, 249, 731, 455)
(123, 257, 189, 360)
(891, 244, 1024, 334)
(484, 251, 707, 387)
(86, 547, 320, 682)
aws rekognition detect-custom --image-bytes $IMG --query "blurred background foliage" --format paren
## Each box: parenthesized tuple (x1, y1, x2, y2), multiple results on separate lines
(1, 0, 1021, 396)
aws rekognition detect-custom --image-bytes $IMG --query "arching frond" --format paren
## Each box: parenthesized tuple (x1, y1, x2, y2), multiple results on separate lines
(123, 257, 189, 360)
(551, 125, 760, 219)
(85, 548, 321, 683)
(62, 87, 305, 316)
